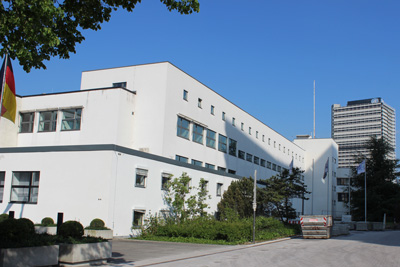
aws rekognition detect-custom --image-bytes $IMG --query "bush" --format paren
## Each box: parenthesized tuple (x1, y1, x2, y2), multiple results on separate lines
(0, 218, 36, 244)
(41, 217, 55, 226)
(0, 213, 9, 222)
(58, 221, 84, 239)
(86, 218, 108, 230)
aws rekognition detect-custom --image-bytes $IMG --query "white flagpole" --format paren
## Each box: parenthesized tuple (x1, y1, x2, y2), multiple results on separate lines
(313, 80, 315, 138)
(253, 170, 257, 244)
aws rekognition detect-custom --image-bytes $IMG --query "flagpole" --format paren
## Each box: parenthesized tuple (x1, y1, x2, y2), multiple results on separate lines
(327, 165, 329, 215)
(0, 54, 8, 117)
(364, 169, 367, 222)
(253, 170, 257, 244)
(313, 80, 315, 138)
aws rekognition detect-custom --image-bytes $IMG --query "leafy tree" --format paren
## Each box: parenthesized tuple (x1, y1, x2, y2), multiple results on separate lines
(0, 0, 200, 72)
(217, 177, 264, 221)
(261, 168, 309, 222)
(350, 137, 400, 221)
(163, 172, 210, 222)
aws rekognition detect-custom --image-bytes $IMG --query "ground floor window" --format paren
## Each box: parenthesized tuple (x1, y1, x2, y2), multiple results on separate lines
(10, 172, 40, 204)
(0, 172, 4, 203)
(133, 210, 145, 228)
(337, 192, 349, 203)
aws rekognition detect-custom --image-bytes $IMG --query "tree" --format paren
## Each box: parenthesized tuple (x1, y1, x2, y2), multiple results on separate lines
(261, 168, 309, 222)
(163, 172, 209, 222)
(350, 137, 400, 221)
(0, 0, 200, 72)
(217, 177, 264, 221)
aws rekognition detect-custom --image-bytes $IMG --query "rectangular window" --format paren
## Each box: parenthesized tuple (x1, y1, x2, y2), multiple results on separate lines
(10, 172, 40, 204)
(61, 108, 82, 131)
(211, 105, 215, 115)
(217, 167, 226, 173)
(133, 210, 145, 227)
(283, 147, 286, 153)
(261, 159, 266, 167)
(135, 168, 148, 188)
(228, 169, 236, 174)
(232, 117, 235, 126)
(272, 164, 277, 171)
(218, 134, 227, 153)
(222, 112, 225, 121)
(254, 156, 260, 165)
(216, 183, 223, 196)
(198, 98, 202, 108)
(241, 123, 244, 131)
(274, 141, 276, 148)
(38, 111, 57, 132)
(175, 155, 188, 163)
(238, 150, 245, 159)
(201, 180, 209, 191)
(177, 117, 190, 139)
(256, 131, 258, 139)
(279, 144, 281, 150)
(262, 135, 265, 142)
(206, 129, 216, 148)
(268, 138, 271, 145)
(205, 163, 215, 170)
(249, 127, 251, 135)
(19, 112, 35, 133)
(246, 153, 253, 162)
(337, 178, 348, 186)
(191, 159, 203, 166)
(228, 138, 237, 157)
(192, 124, 204, 144)
(113, 82, 127, 88)
(183, 90, 188, 101)
(338, 193, 349, 202)
(267, 161, 272, 169)
(161, 173, 171, 190)
(0, 172, 4, 203)
(277, 166, 281, 172)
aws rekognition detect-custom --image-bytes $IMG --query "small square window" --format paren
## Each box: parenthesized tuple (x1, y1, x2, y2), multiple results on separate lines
(198, 98, 202, 108)
(261, 159, 266, 167)
(133, 210, 145, 227)
(135, 168, 148, 188)
(216, 183, 223, 196)
(211, 105, 215, 115)
(246, 153, 253, 162)
(222, 112, 225, 121)
(254, 156, 260, 165)
(267, 161, 272, 169)
(238, 150, 245, 159)
(183, 90, 188, 101)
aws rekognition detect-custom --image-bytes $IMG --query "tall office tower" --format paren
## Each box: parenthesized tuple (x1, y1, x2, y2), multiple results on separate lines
(332, 98, 396, 168)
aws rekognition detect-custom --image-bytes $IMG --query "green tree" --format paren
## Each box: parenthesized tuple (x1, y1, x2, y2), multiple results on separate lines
(261, 168, 309, 222)
(164, 172, 210, 222)
(351, 137, 400, 221)
(0, 0, 200, 72)
(217, 177, 264, 221)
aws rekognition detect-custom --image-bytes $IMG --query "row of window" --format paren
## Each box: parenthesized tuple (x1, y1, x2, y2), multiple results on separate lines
(182, 90, 301, 159)
(134, 168, 224, 197)
(19, 108, 82, 133)
(176, 155, 237, 174)
(0, 172, 40, 204)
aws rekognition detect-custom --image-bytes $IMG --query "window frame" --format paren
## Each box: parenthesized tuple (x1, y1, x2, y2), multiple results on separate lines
(183, 90, 188, 101)
(198, 98, 202, 108)
(161, 173, 171, 190)
(61, 108, 82, 131)
(205, 163, 215, 170)
(175, 155, 188, 163)
(177, 116, 190, 139)
(133, 210, 145, 227)
(191, 159, 203, 167)
(211, 105, 215, 115)
(19, 112, 35, 133)
(216, 183, 223, 196)
(38, 110, 58, 132)
(228, 138, 237, 157)
(246, 153, 253, 162)
(218, 134, 227, 153)
(222, 112, 225, 121)
(135, 168, 148, 188)
(10, 171, 40, 204)
(192, 124, 204, 144)
(206, 129, 216, 149)
(238, 150, 245, 160)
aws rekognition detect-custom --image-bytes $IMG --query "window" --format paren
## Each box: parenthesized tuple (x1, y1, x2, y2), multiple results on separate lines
(256, 131, 258, 139)
(272, 164, 277, 171)
(274, 141, 276, 148)
(261, 159, 266, 167)
(161, 173, 171, 190)
(238, 150, 245, 159)
(249, 127, 251, 135)
(135, 168, 148, 188)
(175, 155, 188, 163)
(19, 112, 35, 133)
(241, 123, 244, 131)
(192, 124, 204, 144)
(337, 178, 348, 186)
(228, 169, 236, 174)
(217, 167, 226, 173)
(198, 98, 202, 108)
(218, 134, 227, 153)
(183, 90, 188, 101)
(192, 159, 202, 166)
(262, 135, 265, 142)
(206, 129, 216, 148)
(216, 183, 223, 196)
(338, 193, 349, 202)
(254, 156, 260, 165)
(38, 111, 57, 132)
(201, 180, 209, 191)
(0, 172, 4, 203)
(177, 117, 190, 139)
(268, 138, 271, 145)
(10, 172, 40, 204)
(205, 163, 215, 170)
(133, 210, 145, 227)
(232, 117, 235, 126)
(283, 147, 286, 153)
(113, 82, 127, 88)
(228, 138, 237, 156)
(61, 108, 82, 131)
(277, 166, 281, 173)
(222, 112, 225, 121)
(279, 144, 281, 151)
(246, 153, 253, 162)
(267, 161, 272, 169)
(211, 105, 215, 115)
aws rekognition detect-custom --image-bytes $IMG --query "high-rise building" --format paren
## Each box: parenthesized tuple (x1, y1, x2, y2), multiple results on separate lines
(332, 98, 396, 168)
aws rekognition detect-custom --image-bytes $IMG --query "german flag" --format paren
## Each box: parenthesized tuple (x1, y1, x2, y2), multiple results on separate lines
(0, 55, 16, 123)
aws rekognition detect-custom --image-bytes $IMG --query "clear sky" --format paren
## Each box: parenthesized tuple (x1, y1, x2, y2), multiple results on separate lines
(10, 0, 400, 157)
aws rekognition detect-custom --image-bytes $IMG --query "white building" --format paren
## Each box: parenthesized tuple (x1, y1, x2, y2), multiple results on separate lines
(0, 62, 339, 235)
(332, 98, 396, 168)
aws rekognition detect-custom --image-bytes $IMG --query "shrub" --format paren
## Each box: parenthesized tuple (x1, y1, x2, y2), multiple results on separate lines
(18, 218, 35, 234)
(58, 221, 84, 239)
(0, 218, 36, 244)
(86, 218, 109, 230)
(41, 217, 55, 226)
(0, 213, 8, 222)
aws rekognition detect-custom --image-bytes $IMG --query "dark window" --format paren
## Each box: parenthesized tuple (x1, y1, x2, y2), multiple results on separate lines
(198, 98, 202, 108)
(246, 153, 253, 162)
(261, 159, 266, 167)
(183, 90, 188, 101)
(254, 156, 260, 165)
(218, 134, 227, 153)
(10, 172, 40, 204)
(217, 167, 226, 173)
(267, 161, 272, 169)
(161, 173, 171, 190)
(206, 129, 216, 148)
(216, 183, 223, 196)
(238, 150, 245, 159)
(228, 169, 236, 174)
(133, 210, 145, 227)
(192, 124, 204, 144)
(338, 193, 349, 202)
(337, 178, 348, 186)
(191, 159, 203, 166)
(211, 105, 215, 115)
(135, 169, 148, 188)
(19, 112, 35, 133)
(113, 82, 127, 88)
(176, 155, 188, 163)
(229, 138, 237, 156)
(272, 164, 277, 171)
(205, 163, 215, 170)
(177, 117, 190, 139)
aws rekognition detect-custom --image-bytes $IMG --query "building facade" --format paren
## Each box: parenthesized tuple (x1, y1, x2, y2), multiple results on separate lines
(332, 98, 396, 168)
(0, 62, 339, 235)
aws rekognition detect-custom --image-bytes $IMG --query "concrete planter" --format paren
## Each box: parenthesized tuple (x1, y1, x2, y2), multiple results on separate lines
(372, 222, 384, 231)
(84, 229, 113, 239)
(35, 225, 57, 235)
(59, 241, 112, 266)
(0, 245, 59, 267)
(356, 222, 368, 231)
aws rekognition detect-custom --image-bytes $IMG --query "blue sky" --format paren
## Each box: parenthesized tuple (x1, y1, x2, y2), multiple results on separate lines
(10, 0, 400, 156)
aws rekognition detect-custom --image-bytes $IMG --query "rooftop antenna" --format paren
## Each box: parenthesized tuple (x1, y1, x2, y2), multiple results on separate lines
(313, 80, 316, 138)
